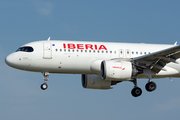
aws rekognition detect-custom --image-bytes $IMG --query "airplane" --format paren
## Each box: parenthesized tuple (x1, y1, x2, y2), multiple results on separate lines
(5, 38, 180, 97)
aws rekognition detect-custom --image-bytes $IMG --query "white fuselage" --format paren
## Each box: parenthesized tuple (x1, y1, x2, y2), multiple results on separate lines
(5, 40, 180, 79)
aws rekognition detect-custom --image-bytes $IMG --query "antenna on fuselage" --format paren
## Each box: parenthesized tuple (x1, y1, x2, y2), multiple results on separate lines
(47, 37, 51, 41)
(174, 41, 178, 45)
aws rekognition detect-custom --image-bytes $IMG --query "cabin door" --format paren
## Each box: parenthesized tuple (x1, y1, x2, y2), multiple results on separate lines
(43, 43, 52, 59)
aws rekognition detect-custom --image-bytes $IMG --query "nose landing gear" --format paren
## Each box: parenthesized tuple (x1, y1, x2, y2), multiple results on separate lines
(40, 72, 49, 90)
(41, 83, 48, 90)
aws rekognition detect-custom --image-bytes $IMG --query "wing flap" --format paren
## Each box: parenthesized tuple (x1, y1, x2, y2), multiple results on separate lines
(132, 45, 180, 73)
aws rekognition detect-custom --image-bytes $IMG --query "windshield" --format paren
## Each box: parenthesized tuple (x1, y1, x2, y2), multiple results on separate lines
(16, 46, 34, 52)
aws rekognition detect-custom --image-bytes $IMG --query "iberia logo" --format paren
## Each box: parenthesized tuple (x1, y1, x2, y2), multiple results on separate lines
(63, 43, 107, 50)
(112, 66, 126, 70)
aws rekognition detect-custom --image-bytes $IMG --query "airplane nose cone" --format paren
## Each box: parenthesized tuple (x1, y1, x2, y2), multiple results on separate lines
(5, 54, 14, 67)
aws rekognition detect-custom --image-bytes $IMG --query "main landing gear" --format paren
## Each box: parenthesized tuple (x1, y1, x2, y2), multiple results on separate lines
(131, 79, 142, 97)
(131, 79, 157, 97)
(145, 81, 157, 92)
(40, 72, 49, 90)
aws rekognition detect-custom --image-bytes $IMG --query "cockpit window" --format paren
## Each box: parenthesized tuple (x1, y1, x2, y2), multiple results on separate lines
(16, 46, 34, 52)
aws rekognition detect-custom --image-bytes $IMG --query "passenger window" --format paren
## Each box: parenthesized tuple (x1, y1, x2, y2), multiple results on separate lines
(89, 50, 91, 53)
(110, 51, 112, 54)
(60, 49, 62, 52)
(106, 51, 108, 53)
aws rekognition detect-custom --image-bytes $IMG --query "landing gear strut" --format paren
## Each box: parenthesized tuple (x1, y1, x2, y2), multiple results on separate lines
(131, 79, 142, 97)
(40, 72, 49, 90)
(143, 68, 157, 92)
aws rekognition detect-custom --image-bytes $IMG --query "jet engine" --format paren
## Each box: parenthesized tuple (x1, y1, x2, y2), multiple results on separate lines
(101, 60, 139, 81)
(82, 74, 112, 89)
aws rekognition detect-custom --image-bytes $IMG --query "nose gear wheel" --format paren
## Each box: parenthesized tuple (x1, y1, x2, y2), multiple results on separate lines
(41, 83, 48, 90)
(40, 72, 49, 90)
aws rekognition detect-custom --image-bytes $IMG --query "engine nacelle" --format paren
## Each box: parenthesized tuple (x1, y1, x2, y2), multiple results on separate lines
(81, 74, 112, 89)
(101, 60, 138, 81)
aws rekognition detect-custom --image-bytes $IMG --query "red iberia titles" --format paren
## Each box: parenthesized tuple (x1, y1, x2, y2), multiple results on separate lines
(113, 66, 126, 70)
(63, 43, 107, 50)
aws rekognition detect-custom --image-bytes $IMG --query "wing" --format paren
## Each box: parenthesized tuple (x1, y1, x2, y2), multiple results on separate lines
(132, 45, 180, 73)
